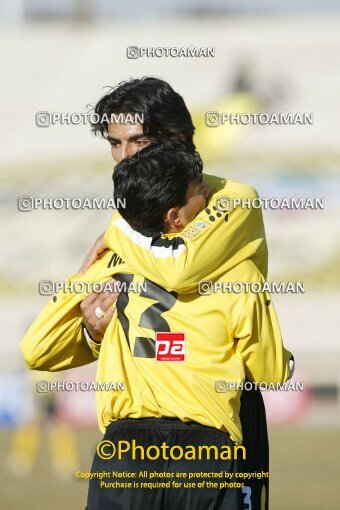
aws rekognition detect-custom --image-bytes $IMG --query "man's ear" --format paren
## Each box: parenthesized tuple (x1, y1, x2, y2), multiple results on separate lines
(165, 207, 182, 230)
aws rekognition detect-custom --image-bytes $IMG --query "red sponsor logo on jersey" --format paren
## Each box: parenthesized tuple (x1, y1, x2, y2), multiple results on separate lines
(155, 332, 185, 361)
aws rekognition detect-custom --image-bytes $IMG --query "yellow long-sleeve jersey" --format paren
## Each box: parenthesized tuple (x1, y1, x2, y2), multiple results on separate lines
(21, 251, 291, 444)
(104, 174, 268, 292)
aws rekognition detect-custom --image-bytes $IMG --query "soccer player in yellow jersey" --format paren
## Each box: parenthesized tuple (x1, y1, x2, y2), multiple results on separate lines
(21, 141, 293, 510)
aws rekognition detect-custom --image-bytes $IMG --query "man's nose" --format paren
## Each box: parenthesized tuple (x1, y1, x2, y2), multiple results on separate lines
(121, 144, 136, 161)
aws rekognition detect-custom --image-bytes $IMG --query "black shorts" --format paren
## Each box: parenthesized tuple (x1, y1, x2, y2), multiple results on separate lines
(86, 417, 243, 510)
(239, 385, 269, 510)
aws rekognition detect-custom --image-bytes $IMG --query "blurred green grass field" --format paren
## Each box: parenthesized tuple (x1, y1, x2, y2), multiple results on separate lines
(1, 426, 338, 509)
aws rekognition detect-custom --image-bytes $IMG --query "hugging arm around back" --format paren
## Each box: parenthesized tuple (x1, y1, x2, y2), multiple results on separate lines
(104, 176, 268, 293)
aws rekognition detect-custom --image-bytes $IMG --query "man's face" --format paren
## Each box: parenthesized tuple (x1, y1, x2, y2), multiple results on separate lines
(166, 179, 209, 233)
(107, 122, 153, 163)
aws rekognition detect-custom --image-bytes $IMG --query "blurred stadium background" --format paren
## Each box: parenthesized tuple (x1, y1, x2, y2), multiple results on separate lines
(0, 1, 339, 509)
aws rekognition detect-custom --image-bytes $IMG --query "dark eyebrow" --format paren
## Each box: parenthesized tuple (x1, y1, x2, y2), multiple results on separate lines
(129, 133, 149, 142)
(106, 136, 120, 143)
(107, 133, 147, 144)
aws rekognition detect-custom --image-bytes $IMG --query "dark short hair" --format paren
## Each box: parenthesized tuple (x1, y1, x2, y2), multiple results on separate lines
(113, 140, 203, 234)
(91, 77, 195, 147)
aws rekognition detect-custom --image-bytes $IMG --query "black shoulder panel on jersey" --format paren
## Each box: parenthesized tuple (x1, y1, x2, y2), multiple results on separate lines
(151, 235, 186, 249)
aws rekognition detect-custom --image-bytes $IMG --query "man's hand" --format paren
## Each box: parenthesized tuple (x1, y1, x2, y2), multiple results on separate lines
(79, 233, 107, 274)
(80, 279, 120, 342)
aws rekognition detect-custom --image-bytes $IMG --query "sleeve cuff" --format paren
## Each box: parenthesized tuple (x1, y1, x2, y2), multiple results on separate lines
(288, 355, 295, 380)
(82, 323, 102, 356)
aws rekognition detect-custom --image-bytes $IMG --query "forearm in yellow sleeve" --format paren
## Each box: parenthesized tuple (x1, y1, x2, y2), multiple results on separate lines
(20, 290, 95, 371)
(20, 251, 125, 371)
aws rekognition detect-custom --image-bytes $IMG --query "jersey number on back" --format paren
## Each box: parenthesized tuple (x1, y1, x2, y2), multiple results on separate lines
(115, 274, 177, 358)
